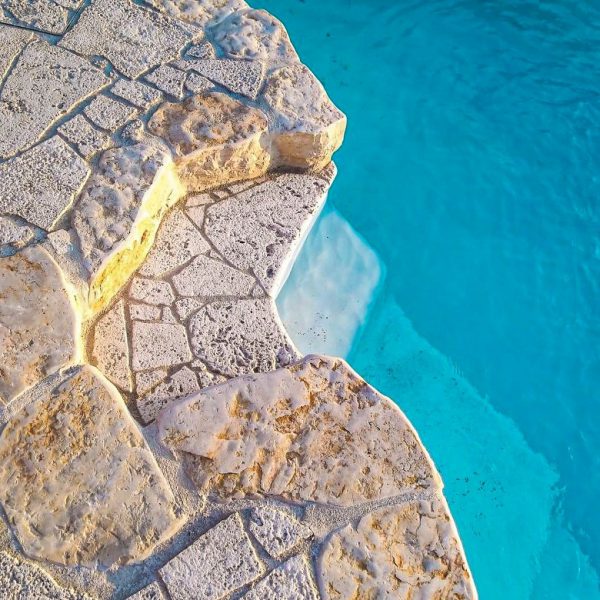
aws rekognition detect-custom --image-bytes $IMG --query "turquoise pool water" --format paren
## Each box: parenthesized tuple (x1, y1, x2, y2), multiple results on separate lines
(265, 0, 600, 597)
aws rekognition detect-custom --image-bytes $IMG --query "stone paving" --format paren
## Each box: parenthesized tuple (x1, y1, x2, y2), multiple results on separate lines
(0, 0, 476, 598)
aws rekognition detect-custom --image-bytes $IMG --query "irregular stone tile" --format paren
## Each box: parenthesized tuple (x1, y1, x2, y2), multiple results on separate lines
(0, 27, 31, 81)
(0, 216, 37, 255)
(162, 307, 177, 323)
(249, 507, 312, 558)
(139, 209, 209, 278)
(147, 0, 246, 27)
(0, 0, 82, 34)
(188, 298, 298, 378)
(0, 136, 90, 231)
(147, 92, 270, 192)
(112, 78, 163, 110)
(211, 9, 299, 65)
(58, 114, 111, 159)
(0, 41, 108, 159)
(186, 41, 216, 60)
(136, 370, 168, 395)
(158, 355, 439, 505)
(185, 72, 214, 94)
(0, 551, 79, 600)
(262, 63, 346, 170)
(185, 205, 205, 229)
(172, 254, 256, 298)
(145, 65, 187, 99)
(92, 299, 132, 392)
(174, 297, 204, 321)
(318, 499, 476, 600)
(71, 142, 184, 314)
(0, 365, 182, 567)
(84, 94, 138, 130)
(0, 246, 78, 403)
(130, 278, 176, 306)
(121, 119, 146, 144)
(130, 303, 162, 321)
(242, 555, 319, 600)
(185, 59, 265, 99)
(60, 0, 191, 79)
(132, 321, 192, 371)
(159, 513, 264, 600)
(138, 366, 199, 424)
(127, 582, 165, 600)
(204, 173, 330, 296)
(187, 192, 215, 207)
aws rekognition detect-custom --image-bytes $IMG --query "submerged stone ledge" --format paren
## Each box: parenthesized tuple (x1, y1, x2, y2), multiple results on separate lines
(0, 0, 476, 598)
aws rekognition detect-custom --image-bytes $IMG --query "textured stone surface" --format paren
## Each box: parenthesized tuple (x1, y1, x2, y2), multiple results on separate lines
(242, 555, 319, 600)
(126, 582, 165, 600)
(0, 41, 108, 158)
(84, 94, 138, 131)
(0, 366, 182, 567)
(132, 321, 191, 371)
(249, 507, 312, 558)
(189, 298, 298, 378)
(112, 78, 163, 110)
(130, 278, 176, 306)
(158, 355, 438, 504)
(159, 513, 264, 600)
(58, 114, 112, 159)
(184, 58, 265, 99)
(0, 246, 78, 403)
(0, 136, 90, 231)
(60, 0, 191, 79)
(318, 499, 476, 600)
(148, 92, 270, 191)
(148, 0, 246, 27)
(139, 209, 209, 278)
(263, 64, 346, 170)
(91, 299, 132, 392)
(145, 65, 187, 99)
(0, 0, 83, 34)
(0, 27, 31, 81)
(72, 142, 183, 313)
(0, 551, 80, 599)
(211, 9, 298, 65)
(0, 216, 37, 255)
(137, 366, 199, 424)
(204, 173, 331, 295)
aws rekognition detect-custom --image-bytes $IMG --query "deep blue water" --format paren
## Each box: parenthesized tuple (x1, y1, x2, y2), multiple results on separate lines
(265, 0, 600, 597)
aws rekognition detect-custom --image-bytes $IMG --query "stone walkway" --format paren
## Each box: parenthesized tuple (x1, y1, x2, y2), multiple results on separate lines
(0, 0, 477, 598)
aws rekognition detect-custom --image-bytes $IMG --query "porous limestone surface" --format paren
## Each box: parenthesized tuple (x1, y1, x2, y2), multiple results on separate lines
(0, 0, 475, 598)
(0, 0, 84, 34)
(159, 513, 264, 600)
(0, 365, 183, 568)
(0, 41, 108, 159)
(241, 555, 319, 600)
(0, 246, 79, 404)
(318, 499, 474, 600)
(158, 355, 439, 505)
(249, 506, 313, 559)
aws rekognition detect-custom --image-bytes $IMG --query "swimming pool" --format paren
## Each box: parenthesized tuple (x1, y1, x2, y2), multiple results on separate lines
(265, 0, 600, 597)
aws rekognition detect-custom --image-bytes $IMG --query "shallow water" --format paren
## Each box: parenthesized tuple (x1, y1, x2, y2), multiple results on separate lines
(266, 0, 600, 597)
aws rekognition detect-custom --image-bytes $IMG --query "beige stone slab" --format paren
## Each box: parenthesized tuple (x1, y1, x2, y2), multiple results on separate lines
(188, 298, 298, 378)
(58, 114, 112, 160)
(0, 0, 83, 34)
(0, 136, 90, 231)
(0, 365, 183, 568)
(60, 0, 191, 79)
(0, 40, 108, 159)
(84, 94, 138, 131)
(145, 65, 187, 100)
(159, 513, 264, 600)
(158, 355, 439, 505)
(242, 555, 319, 600)
(0, 27, 32, 82)
(0, 246, 79, 403)
(146, 0, 246, 27)
(91, 299, 132, 392)
(211, 9, 299, 65)
(318, 498, 477, 600)
(132, 321, 192, 371)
